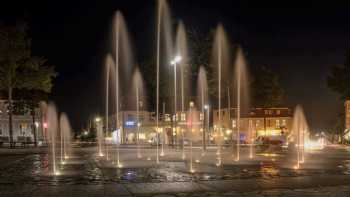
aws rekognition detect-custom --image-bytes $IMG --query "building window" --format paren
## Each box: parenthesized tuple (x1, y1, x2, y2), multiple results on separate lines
(256, 120, 260, 127)
(269, 110, 273, 115)
(222, 110, 225, 116)
(276, 110, 280, 115)
(264, 110, 268, 115)
(282, 119, 286, 126)
(217, 111, 219, 116)
(232, 120, 236, 128)
(276, 119, 280, 128)
(181, 113, 186, 121)
(200, 113, 204, 121)
(20, 123, 27, 136)
(0, 128, 2, 136)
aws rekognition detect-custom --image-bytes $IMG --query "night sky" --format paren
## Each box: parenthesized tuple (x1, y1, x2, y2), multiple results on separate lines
(1, 1, 350, 131)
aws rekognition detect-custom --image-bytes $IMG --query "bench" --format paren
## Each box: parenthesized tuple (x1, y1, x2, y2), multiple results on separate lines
(17, 136, 34, 148)
(0, 136, 10, 147)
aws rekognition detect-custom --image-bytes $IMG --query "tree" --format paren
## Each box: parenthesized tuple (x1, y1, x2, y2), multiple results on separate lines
(0, 24, 57, 147)
(250, 66, 284, 107)
(327, 51, 350, 100)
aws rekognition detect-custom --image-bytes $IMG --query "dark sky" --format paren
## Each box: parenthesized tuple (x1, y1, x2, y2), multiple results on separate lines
(1, 1, 350, 131)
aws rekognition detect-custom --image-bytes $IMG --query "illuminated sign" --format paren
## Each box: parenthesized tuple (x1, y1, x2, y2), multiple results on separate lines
(125, 121, 136, 128)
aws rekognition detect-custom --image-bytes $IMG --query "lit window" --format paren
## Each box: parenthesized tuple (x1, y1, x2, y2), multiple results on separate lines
(181, 113, 186, 121)
(256, 120, 260, 127)
(276, 110, 280, 115)
(276, 119, 280, 128)
(232, 120, 236, 128)
(264, 110, 268, 115)
(200, 113, 204, 121)
(282, 119, 286, 126)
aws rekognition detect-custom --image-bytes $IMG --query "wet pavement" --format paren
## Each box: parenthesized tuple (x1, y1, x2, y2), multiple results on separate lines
(0, 145, 350, 196)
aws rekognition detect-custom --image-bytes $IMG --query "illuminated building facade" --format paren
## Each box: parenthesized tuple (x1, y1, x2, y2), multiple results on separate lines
(213, 107, 293, 142)
(0, 100, 44, 145)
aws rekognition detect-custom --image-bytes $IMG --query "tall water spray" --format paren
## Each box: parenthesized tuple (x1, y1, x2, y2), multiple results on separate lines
(96, 116, 104, 157)
(131, 68, 145, 159)
(197, 67, 208, 154)
(156, 0, 173, 163)
(233, 48, 250, 161)
(60, 113, 72, 164)
(113, 11, 134, 167)
(47, 102, 59, 175)
(175, 21, 189, 160)
(212, 24, 230, 166)
(105, 54, 116, 161)
(292, 105, 309, 169)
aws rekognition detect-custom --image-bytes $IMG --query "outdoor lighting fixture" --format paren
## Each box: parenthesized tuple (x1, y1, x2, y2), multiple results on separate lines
(204, 104, 209, 110)
(190, 101, 194, 107)
(171, 55, 182, 65)
(95, 117, 101, 122)
(35, 121, 39, 128)
(43, 122, 48, 129)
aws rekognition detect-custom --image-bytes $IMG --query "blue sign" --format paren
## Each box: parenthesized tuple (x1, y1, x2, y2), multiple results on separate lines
(125, 121, 135, 128)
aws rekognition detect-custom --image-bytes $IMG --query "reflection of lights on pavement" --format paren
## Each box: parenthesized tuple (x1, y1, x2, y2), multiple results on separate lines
(304, 139, 325, 150)
(117, 163, 123, 168)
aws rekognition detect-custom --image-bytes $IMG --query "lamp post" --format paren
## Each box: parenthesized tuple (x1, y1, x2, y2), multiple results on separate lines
(171, 55, 182, 149)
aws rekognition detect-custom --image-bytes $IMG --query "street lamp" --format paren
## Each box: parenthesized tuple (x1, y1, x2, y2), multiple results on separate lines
(170, 55, 182, 149)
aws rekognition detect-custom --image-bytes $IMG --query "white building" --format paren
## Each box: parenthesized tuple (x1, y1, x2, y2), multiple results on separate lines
(0, 99, 44, 145)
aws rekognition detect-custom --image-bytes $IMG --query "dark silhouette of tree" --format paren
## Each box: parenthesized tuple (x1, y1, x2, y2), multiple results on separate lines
(250, 66, 284, 107)
(328, 51, 350, 100)
(0, 24, 57, 147)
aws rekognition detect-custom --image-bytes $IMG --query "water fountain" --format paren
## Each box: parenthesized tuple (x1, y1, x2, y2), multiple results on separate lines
(197, 66, 208, 155)
(156, 0, 173, 163)
(188, 101, 195, 173)
(248, 119, 254, 159)
(292, 105, 309, 169)
(46, 102, 59, 175)
(113, 11, 134, 168)
(105, 54, 116, 161)
(131, 68, 145, 159)
(96, 116, 104, 157)
(233, 48, 250, 162)
(60, 113, 72, 164)
(175, 21, 189, 160)
(212, 24, 230, 166)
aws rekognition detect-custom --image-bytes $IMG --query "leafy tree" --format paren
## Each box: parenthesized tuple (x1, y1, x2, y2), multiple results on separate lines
(250, 66, 284, 107)
(327, 113, 345, 143)
(0, 24, 56, 147)
(327, 51, 350, 100)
